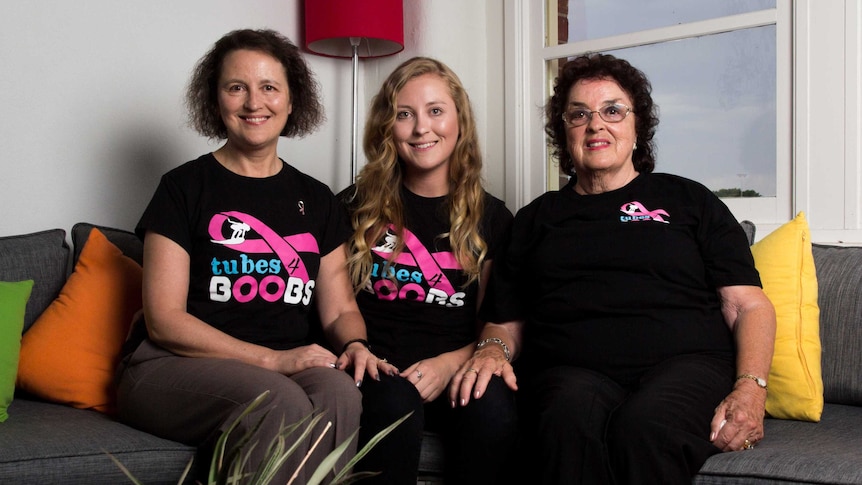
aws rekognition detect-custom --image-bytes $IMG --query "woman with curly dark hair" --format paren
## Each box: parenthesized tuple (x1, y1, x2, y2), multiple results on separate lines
(116, 29, 393, 483)
(451, 53, 776, 483)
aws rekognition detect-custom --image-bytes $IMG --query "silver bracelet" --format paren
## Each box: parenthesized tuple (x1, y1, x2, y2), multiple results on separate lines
(477, 337, 510, 362)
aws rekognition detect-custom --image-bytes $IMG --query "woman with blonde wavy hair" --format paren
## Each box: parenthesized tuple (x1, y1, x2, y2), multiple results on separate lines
(340, 56, 517, 484)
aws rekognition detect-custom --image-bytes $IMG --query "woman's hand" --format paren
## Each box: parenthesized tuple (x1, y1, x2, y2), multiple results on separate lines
(338, 342, 399, 385)
(272, 344, 339, 376)
(400, 353, 461, 402)
(709, 381, 767, 452)
(713, 284, 775, 452)
(315, 244, 398, 385)
(448, 344, 517, 408)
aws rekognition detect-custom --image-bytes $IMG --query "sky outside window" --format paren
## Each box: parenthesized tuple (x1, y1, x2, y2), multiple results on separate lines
(552, 0, 778, 197)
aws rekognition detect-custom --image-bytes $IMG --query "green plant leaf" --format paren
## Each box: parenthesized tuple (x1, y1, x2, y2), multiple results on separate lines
(110, 391, 409, 485)
(322, 411, 413, 485)
(255, 413, 324, 485)
(305, 427, 355, 485)
(209, 390, 272, 484)
(328, 470, 382, 485)
(106, 452, 144, 485)
(328, 411, 414, 484)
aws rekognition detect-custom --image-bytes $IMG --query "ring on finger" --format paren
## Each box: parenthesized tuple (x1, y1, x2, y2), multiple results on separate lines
(379, 358, 387, 364)
(467, 368, 479, 376)
(743, 439, 754, 450)
(416, 369, 423, 379)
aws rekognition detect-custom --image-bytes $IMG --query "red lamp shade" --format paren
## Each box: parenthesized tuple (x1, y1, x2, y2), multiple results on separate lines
(305, 0, 404, 58)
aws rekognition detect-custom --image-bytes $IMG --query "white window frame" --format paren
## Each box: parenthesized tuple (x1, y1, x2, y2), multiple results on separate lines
(503, 1, 792, 227)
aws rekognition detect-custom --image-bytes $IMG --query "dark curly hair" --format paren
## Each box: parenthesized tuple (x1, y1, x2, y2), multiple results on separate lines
(545, 53, 658, 176)
(186, 29, 324, 139)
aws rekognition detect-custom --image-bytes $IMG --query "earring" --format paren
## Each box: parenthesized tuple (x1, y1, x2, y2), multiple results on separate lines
(633, 141, 638, 150)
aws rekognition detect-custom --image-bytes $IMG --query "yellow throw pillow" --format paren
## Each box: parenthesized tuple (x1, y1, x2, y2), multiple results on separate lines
(750, 212, 823, 421)
(16, 229, 142, 415)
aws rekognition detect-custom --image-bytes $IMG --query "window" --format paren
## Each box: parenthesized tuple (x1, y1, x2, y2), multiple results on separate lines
(504, 0, 792, 224)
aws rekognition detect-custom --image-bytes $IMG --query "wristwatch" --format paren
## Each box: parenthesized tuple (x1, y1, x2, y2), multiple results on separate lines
(737, 374, 768, 390)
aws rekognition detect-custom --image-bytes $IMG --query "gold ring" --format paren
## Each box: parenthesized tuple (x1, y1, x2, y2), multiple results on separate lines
(467, 368, 479, 375)
(743, 439, 754, 450)
(379, 358, 387, 363)
(416, 369, 423, 379)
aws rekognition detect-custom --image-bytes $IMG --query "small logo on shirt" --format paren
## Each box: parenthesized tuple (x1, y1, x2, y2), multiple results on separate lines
(371, 229, 398, 253)
(620, 201, 669, 223)
(211, 218, 251, 245)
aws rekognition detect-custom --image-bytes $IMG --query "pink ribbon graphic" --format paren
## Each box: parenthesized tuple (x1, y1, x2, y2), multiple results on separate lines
(620, 201, 670, 223)
(208, 212, 319, 281)
(372, 225, 458, 294)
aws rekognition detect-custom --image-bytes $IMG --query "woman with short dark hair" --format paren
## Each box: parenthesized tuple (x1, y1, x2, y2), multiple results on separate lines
(116, 29, 392, 484)
(451, 53, 776, 484)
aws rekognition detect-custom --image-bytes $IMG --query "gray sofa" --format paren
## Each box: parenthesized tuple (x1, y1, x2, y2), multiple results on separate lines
(0, 225, 195, 485)
(1, 222, 861, 484)
(694, 241, 862, 484)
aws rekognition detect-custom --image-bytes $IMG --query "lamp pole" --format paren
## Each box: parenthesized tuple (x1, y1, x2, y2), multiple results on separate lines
(351, 37, 360, 183)
(303, 0, 405, 185)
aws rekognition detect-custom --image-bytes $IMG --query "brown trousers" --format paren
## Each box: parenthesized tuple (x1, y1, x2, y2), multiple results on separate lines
(116, 339, 362, 484)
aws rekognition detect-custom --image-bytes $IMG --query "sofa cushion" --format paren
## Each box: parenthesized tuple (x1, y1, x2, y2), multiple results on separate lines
(0, 280, 32, 422)
(695, 403, 862, 484)
(0, 229, 69, 333)
(749, 212, 823, 421)
(812, 244, 862, 406)
(72, 222, 143, 266)
(739, 220, 755, 245)
(0, 398, 195, 485)
(16, 229, 142, 415)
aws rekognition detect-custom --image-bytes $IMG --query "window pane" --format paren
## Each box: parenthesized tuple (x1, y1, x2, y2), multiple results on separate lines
(550, 0, 776, 45)
(549, 26, 777, 197)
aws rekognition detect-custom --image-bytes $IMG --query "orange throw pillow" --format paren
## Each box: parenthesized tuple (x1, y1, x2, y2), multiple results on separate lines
(17, 228, 142, 414)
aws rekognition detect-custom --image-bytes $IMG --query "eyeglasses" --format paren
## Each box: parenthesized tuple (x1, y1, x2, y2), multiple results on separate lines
(562, 104, 633, 127)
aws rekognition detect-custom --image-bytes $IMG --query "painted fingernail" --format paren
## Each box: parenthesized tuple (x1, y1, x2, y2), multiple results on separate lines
(329, 363, 336, 368)
(356, 380, 362, 387)
(460, 398, 466, 406)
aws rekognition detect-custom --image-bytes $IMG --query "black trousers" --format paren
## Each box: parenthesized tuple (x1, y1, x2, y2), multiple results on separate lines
(356, 373, 518, 485)
(517, 353, 735, 485)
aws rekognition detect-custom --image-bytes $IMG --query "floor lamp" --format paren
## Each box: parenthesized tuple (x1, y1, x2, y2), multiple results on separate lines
(304, 0, 404, 183)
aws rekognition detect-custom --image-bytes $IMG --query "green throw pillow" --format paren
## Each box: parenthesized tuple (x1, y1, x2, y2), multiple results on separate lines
(0, 280, 33, 422)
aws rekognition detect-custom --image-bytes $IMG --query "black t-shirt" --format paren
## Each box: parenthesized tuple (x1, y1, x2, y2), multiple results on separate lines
(136, 153, 350, 350)
(342, 186, 513, 369)
(480, 173, 760, 383)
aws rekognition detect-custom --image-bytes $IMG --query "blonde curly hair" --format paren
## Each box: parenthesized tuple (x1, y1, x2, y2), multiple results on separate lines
(346, 57, 487, 291)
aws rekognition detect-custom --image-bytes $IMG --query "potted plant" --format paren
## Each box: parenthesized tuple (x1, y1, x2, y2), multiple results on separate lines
(111, 390, 409, 485)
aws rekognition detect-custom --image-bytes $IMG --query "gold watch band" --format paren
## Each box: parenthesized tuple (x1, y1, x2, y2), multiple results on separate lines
(736, 373, 768, 390)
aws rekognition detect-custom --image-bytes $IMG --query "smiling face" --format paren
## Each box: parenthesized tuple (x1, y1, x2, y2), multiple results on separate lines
(566, 78, 638, 183)
(217, 49, 292, 153)
(392, 73, 459, 191)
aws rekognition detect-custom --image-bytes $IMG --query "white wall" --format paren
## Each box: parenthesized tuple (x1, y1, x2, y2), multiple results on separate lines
(0, 1, 506, 237)
(360, 1, 505, 198)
